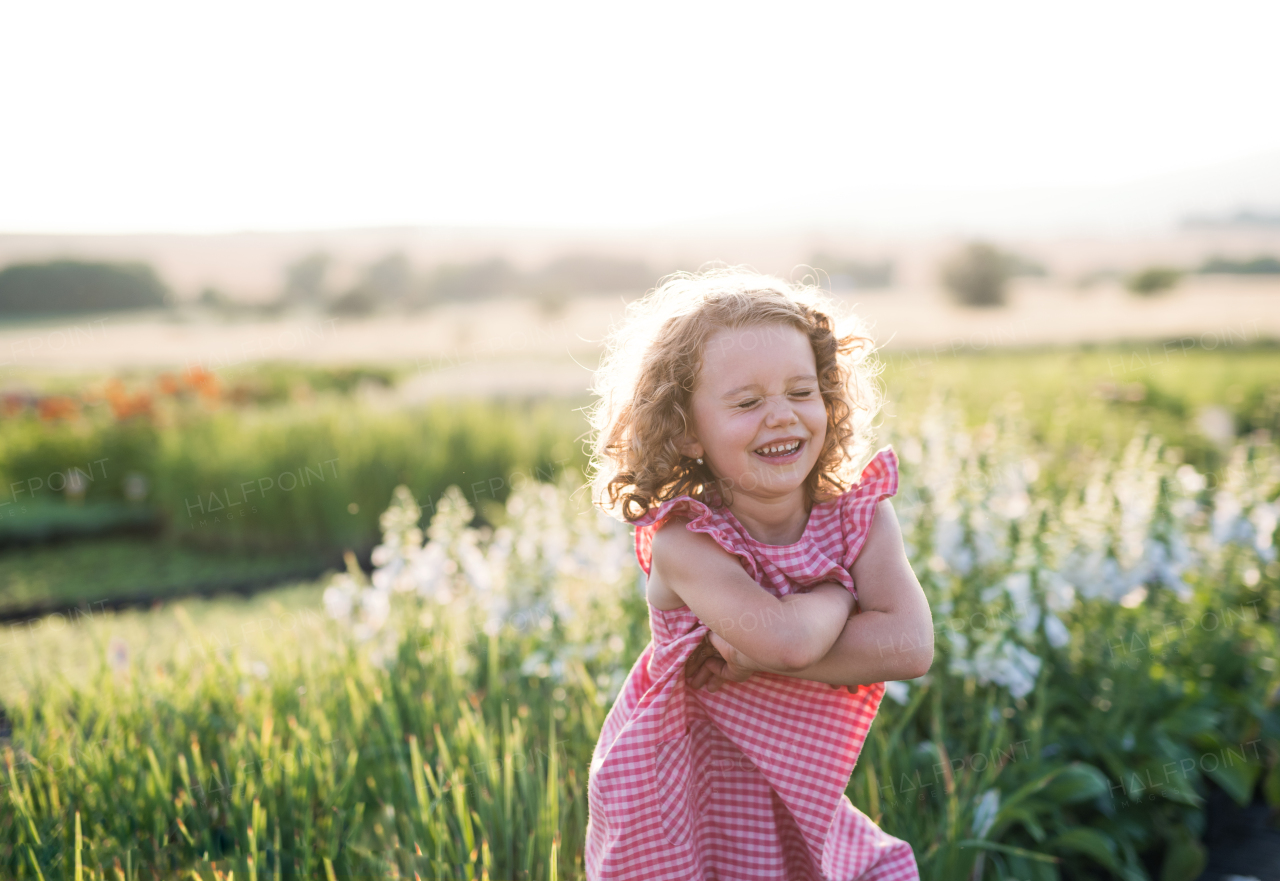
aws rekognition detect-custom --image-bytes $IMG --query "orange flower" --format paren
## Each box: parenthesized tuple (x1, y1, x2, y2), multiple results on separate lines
(2, 394, 27, 417)
(37, 395, 80, 421)
(157, 373, 181, 395)
(104, 383, 154, 421)
(183, 366, 221, 400)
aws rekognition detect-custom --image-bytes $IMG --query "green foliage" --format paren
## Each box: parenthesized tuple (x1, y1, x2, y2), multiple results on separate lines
(424, 257, 521, 302)
(0, 260, 170, 315)
(2, 411, 1279, 877)
(326, 287, 379, 316)
(0, 397, 587, 557)
(0, 586, 596, 880)
(1004, 251, 1049, 278)
(423, 254, 653, 303)
(809, 252, 895, 290)
(0, 538, 323, 613)
(1126, 267, 1182, 296)
(280, 252, 331, 306)
(1198, 255, 1280, 275)
(3, 346, 1279, 877)
(0, 500, 159, 547)
(940, 242, 1012, 307)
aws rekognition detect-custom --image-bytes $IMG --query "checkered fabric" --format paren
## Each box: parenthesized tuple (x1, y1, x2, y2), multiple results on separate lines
(585, 447, 919, 880)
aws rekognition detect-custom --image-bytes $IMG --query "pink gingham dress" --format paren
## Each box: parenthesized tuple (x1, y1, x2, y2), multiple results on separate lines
(585, 446, 918, 880)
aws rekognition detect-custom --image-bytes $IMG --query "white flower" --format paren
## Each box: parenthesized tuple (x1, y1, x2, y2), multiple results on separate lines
(1043, 613, 1070, 648)
(1251, 502, 1277, 559)
(1176, 464, 1206, 494)
(1119, 586, 1147, 609)
(323, 576, 357, 622)
(971, 788, 1000, 839)
(883, 680, 909, 705)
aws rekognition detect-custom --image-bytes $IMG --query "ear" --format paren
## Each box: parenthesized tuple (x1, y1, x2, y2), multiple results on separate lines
(676, 432, 704, 461)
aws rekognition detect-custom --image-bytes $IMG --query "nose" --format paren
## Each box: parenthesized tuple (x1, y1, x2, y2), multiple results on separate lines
(763, 395, 798, 427)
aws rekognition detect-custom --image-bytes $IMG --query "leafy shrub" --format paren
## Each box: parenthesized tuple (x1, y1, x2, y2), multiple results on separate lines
(326, 287, 379, 316)
(1198, 255, 1280, 275)
(809, 252, 895, 290)
(0, 260, 170, 314)
(940, 242, 1012, 307)
(1126, 266, 1183, 296)
(0, 398, 587, 554)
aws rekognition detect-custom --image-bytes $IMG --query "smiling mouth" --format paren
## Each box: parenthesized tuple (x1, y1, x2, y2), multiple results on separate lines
(754, 440, 802, 458)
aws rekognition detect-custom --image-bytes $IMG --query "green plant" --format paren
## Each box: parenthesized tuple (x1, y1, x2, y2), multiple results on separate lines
(1126, 267, 1182, 296)
(940, 242, 1012, 307)
(0, 260, 170, 315)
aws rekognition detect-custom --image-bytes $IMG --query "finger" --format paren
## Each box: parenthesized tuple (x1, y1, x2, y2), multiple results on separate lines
(697, 659, 727, 690)
(684, 641, 709, 674)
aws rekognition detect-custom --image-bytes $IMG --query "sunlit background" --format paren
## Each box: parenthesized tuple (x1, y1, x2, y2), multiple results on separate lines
(6, 0, 1280, 232)
(2, 3, 1279, 879)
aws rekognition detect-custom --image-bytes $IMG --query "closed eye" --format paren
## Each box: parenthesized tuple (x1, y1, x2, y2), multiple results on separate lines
(789, 389, 815, 398)
(735, 399, 760, 409)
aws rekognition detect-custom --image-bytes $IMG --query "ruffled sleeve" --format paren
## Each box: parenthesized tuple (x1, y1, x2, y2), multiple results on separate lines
(633, 496, 762, 582)
(838, 446, 900, 570)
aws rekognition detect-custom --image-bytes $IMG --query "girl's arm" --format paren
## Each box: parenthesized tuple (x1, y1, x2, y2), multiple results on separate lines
(687, 500, 934, 690)
(650, 519, 854, 673)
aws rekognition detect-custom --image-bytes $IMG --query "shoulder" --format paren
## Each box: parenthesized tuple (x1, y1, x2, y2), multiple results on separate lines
(644, 504, 762, 584)
(650, 516, 736, 570)
(835, 446, 902, 566)
(632, 494, 714, 530)
(634, 494, 746, 576)
(849, 499, 906, 570)
(835, 447, 900, 521)
(847, 446, 899, 502)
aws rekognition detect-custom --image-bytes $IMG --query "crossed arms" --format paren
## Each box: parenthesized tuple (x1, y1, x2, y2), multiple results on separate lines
(647, 499, 934, 690)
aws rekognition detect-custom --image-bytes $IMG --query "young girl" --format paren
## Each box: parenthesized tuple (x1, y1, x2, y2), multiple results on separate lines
(584, 268, 932, 880)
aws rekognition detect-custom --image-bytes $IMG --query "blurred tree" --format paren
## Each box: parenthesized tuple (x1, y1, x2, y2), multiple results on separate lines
(425, 257, 517, 300)
(940, 242, 1011, 307)
(328, 252, 420, 315)
(809, 252, 894, 290)
(0, 260, 170, 314)
(1126, 266, 1182, 296)
(1198, 255, 1280, 274)
(1003, 251, 1048, 278)
(198, 287, 233, 308)
(328, 288, 379, 316)
(531, 254, 653, 295)
(359, 252, 417, 303)
(280, 252, 331, 306)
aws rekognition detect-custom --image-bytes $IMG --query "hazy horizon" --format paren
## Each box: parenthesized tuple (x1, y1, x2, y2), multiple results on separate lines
(5, 1, 1279, 235)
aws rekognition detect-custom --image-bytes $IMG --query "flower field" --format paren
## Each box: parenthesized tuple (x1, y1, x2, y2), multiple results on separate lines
(2, 377, 1278, 879)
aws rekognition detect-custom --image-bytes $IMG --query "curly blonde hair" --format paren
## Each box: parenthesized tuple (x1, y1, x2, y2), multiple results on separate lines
(587, 266, 886, 522)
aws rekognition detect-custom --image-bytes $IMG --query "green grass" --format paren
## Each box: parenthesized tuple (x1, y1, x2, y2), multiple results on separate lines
(0, 501, 159, 547)
(0, 586, 599, 880)
(2, 341, 1276, 559)
(882, 342, 1280, 470)
(0, 397, 588, 555)
(0, 538, 327, 615)
(0, 342, 1278, 878)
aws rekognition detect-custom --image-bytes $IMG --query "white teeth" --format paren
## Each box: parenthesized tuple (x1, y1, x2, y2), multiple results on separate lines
(756, 441, 800, 456)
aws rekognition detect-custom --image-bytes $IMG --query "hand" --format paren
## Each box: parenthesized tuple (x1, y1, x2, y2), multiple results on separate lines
(684, 631, 760, 693)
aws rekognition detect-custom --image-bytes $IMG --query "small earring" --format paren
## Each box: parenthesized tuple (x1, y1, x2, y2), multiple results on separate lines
(696, 457, 703, 465)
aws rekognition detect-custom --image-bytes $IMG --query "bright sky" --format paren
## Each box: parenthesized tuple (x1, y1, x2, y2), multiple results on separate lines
(3, 0, 1278, 233)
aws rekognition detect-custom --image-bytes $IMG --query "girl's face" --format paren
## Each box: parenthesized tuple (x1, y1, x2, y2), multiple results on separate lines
(684, 322, 828, 505)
